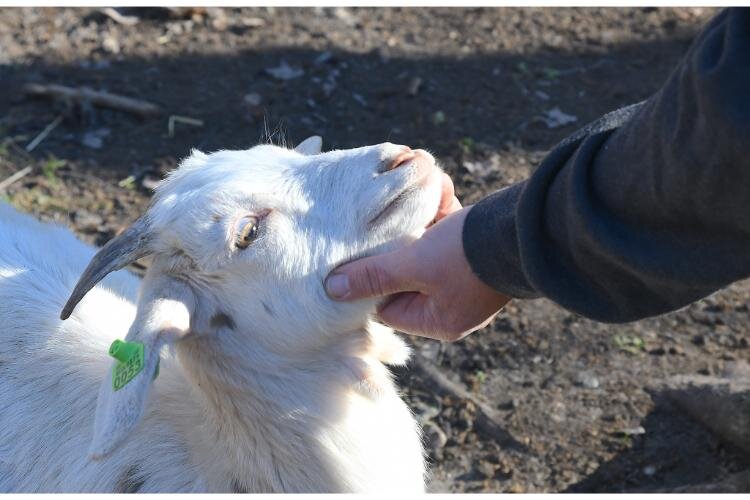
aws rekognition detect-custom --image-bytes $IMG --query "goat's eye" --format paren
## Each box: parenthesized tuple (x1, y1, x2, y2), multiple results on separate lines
(235, 216, 259, 249)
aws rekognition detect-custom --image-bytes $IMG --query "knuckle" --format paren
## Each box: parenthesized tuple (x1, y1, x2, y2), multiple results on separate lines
(361, 264, 389, 297)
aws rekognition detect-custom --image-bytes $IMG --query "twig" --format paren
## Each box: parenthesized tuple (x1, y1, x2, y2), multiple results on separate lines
(25, 114, 63, 152)
(660, 373, 750, 453)
(24, 83, 162, 118)
(0, 166, 32, 192)
(168, 115, 204, 138)
(9, 140, 35, 164)
(649, 470, 750, 493)
(410, 356, 526, 451)
(555, 58, 613, 77)
(99, 7, 139, 26)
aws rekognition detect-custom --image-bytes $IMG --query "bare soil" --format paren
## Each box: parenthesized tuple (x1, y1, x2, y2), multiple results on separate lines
(2, 7, 748, 493)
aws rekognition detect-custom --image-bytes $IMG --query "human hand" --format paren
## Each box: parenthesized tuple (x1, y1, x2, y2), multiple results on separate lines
(325, 174, 510, 341)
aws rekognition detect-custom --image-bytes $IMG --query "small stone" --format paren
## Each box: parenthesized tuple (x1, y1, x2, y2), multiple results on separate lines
(81, 128, 111, 149)
(240, 17, 266, 28)
(463, 160, 491, 177)
(508, 483, 525, 493)
(574, 371, 600, 389)
(265, 60, 304, 80)
(476, 461, 497, 479)
(406, 77, 422, 96)
(419, 341, 441, 361)
(616, 426, 646, 436)
(691, 335, 706, 346)
(423, 422, 447, 459)
(432, 111, 446, 125)
(549, 400, 567, 423)
(455, 430, 471, 444)
(242, 93, 264, 120)
(456, 408, 474, 431)
(332, 7, 355, 24)
(561, 469, 577, 481)
(540, 107, 578, 128)
(82, 133, 102, 149)
(243, 92, 262, 107)
(643, 465, 657, 476)
(322, 68, 341, 97)
(600, 29, 618, 44)
(313, 51, 333, 65)
(412, 401, 440, 424)
(102, 36, 120, 54)
(211, 17, 228, 31)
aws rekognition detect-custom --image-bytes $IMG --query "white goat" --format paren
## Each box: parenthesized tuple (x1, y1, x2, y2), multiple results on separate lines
(0, 137, 445, 492)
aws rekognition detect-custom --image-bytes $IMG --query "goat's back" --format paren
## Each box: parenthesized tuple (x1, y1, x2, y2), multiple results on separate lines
(0, 205, 200, 491)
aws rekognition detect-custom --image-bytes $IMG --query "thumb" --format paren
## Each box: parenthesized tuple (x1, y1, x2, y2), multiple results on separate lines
(325, 251, 417, 301)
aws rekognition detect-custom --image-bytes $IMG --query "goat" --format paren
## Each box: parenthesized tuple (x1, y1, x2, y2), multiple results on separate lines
(0, 137, 445, 492)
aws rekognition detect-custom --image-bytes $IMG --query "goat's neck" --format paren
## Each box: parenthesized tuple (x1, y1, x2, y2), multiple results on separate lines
(171, 324, 392, 491)
(175, 322, 382, 399)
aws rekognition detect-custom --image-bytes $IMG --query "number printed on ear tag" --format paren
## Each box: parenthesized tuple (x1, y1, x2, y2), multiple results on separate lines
(109, 339, 145, 391)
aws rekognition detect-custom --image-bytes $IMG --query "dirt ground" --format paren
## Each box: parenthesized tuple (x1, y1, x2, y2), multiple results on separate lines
(1, 6, 749, 493)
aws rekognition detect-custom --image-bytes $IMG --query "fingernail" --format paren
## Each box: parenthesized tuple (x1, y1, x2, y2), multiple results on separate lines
(326, 274, 350, 299)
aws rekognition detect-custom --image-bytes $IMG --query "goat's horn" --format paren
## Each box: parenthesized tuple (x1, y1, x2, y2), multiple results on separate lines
(60, 217, 153, 320)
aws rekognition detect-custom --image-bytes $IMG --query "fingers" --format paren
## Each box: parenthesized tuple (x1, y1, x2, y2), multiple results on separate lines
(377, 292, 472, 342)
(325, 251, 418, 301)
(376, 292, 440, 339)
(436, 173, 462, 222)
(437, 196, 462, 222)
(377, 290, 511, 342)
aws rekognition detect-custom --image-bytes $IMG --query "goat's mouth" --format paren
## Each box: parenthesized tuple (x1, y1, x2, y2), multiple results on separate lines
(369, 155, 443, 229)
(368, 173, 442, 229)
(368, 186, 420, 227)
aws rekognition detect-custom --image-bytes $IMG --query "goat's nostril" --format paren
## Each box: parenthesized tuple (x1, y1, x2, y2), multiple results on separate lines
(385, 148, 416, 172)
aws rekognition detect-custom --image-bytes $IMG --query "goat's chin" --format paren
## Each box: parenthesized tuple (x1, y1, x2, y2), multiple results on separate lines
(369, 203, 437, 255)
(385, 186, 442, 238)
(368, 231, 420, 259)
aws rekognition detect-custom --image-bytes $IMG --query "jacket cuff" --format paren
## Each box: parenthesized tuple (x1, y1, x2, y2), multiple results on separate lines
(462, 182, 539, 298)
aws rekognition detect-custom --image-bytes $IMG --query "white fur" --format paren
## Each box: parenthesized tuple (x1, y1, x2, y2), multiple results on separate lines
(0, 140, 444, 492)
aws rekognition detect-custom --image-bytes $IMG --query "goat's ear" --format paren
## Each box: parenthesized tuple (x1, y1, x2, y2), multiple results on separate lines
(88, 274, 194, 460)
(294, 135, 323, 155)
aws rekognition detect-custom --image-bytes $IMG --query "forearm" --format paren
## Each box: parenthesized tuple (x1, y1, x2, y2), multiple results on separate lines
(463, 8, 750, 322)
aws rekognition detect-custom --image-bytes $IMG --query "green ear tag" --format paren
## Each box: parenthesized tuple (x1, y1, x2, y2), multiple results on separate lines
(109, 339, 146, 391)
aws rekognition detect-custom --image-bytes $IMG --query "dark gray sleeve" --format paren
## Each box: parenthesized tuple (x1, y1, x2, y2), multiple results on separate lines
(462, 8, 750, 323)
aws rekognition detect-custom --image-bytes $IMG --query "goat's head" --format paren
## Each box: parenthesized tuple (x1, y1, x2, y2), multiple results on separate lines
(61, 137, 444, 458)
